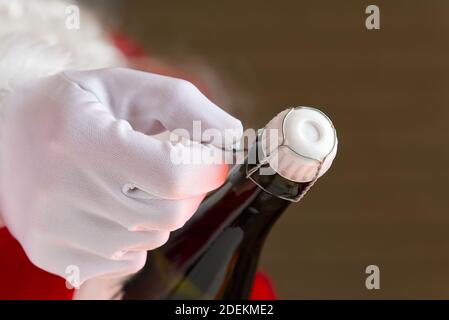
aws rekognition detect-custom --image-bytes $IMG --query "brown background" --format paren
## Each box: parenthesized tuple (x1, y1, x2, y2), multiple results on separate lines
(87, 0, 449, 298)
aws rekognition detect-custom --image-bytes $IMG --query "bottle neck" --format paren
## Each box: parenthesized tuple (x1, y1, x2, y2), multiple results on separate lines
(244, 131, 310, 202)
(161, 139, 311, 268)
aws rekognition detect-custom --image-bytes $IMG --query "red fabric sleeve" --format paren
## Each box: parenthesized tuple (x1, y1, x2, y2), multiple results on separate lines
(0, 227, 74, 300)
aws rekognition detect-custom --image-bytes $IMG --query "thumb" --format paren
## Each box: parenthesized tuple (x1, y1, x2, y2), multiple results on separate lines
(62, 68, 243, 148)
(163, 79, 243, 148)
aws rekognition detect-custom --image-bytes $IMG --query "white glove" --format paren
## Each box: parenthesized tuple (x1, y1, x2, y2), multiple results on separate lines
(0, 68, 242, 285)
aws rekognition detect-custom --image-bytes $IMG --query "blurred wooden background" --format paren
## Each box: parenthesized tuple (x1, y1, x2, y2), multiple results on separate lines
(87, 0, 449, 298)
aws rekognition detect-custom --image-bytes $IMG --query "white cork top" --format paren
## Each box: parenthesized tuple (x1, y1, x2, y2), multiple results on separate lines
(261, 107, 338, 182)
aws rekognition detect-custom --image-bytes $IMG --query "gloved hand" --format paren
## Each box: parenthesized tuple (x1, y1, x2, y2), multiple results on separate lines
(0, 68, 242, 285)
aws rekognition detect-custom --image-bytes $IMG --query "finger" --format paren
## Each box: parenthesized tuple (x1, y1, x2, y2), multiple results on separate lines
(39, 207, 170, 260)
(62, 68, 243, 148)
(65, 106, 230, 199)
(57, 168, 206, 232)
(29, 243, 148, 285)
(105, 122, 230, 199)
(116, 194, 206, 232)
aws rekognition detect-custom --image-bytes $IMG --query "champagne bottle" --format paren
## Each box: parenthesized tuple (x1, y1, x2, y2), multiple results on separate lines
(120, 107, 338, 300)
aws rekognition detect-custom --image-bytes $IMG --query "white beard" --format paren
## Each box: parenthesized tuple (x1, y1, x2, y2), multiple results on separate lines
(0, 0, 125, 96)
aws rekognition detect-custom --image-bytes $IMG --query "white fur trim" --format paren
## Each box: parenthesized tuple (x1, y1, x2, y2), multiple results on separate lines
(0, 0, 125, 94)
